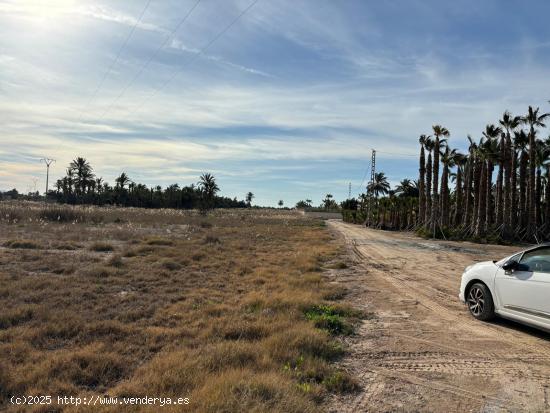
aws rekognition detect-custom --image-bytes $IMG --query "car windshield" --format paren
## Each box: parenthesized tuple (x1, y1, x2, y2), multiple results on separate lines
(495, 252, 522, 266)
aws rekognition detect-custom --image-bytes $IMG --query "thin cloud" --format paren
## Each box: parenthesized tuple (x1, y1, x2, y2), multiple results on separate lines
(169, 38, 273, 78)
(77, 4, 166, 34)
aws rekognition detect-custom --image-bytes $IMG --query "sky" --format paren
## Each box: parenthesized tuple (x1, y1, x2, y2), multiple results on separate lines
(1, 0, 550, 206)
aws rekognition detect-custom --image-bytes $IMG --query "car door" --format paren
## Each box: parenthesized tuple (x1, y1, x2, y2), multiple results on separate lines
(494, 246, 550, 322)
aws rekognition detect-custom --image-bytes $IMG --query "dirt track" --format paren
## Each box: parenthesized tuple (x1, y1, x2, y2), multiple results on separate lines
(327, 221, 550, 413)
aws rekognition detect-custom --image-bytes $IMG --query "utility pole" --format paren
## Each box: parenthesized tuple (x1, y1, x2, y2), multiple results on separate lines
(366, 149, 376, 226)
(348, 182, 351, 199)
(40, 158, 55, 197)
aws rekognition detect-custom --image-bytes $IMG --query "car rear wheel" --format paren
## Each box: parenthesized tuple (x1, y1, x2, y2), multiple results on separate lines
(467, 283, 495, 321)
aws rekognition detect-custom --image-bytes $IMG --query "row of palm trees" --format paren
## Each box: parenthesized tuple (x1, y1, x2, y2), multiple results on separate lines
(51, 157, 247, 210)
(345, 104, 550, 242)
(343, 173, 420, 230)
(417, 105, 550, 241)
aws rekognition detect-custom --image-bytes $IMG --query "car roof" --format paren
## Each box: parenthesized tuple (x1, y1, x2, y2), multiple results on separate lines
(522, 243, 550, 253)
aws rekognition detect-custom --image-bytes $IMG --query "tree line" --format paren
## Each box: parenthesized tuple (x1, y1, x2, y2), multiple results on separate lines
(418, 106, 550, 242)
(344, 104, 550, 243)
(342, 174, 420, 231)
(48, 157, 248, 212)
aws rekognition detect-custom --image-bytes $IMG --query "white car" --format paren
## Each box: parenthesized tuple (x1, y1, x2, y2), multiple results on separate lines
(459, 244, 550, 332)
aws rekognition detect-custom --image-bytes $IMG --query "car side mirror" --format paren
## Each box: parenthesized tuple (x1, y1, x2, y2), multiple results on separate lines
(502, 260, 518, 271)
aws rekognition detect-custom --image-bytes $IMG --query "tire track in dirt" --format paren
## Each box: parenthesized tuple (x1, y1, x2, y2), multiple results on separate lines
(328, 221, 550, 413)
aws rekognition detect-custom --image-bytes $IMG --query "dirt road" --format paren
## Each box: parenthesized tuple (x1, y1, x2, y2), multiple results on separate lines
(327, 221, 550, 413)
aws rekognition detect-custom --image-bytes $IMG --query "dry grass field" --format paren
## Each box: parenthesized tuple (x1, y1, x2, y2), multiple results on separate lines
(0, 202, 358, 412)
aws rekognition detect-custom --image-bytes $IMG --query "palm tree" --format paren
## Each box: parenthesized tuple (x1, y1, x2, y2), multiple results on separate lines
(431, 125, 450, 232)
(198, 173, 219, 213)
(463, 136, 476, 228)
(544, 137, 550, 233)
(95, 177, 103, 195)
(395, 178, 418, 197)
(323, 194, 336, 210)
(522, 106, 550, 239)
(367, 172, 390, 198)
(115, 172, 131, 190)
(534, 139, 549, 227)
(424, 137, 434, 226)
(69, 157, 94, 196)
(418, 134, 429, 225)
(453, 152, 467, 226)
(482, 124, 502, 229)
(499, 111, 521, 233)
(440, 146, 460, 227)
(495, 131, 506, 227)
(245, 192, 254, 207)
(475, 139, 488, 238)
(514, 130, 529, 228)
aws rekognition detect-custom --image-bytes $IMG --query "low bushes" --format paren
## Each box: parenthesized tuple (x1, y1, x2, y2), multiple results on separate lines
(304, 305, 356, 336)
(3, 240, 41, 249)
(89, 242, 115, 252)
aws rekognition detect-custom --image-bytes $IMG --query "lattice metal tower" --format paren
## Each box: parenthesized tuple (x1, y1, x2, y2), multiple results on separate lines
(365, 149, 376, 226)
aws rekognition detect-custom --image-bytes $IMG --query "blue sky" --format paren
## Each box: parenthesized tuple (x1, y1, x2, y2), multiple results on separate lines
(1, 0, 550, 206)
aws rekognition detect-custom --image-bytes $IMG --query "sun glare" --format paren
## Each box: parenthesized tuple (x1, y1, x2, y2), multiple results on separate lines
(4, 0, 78, 22)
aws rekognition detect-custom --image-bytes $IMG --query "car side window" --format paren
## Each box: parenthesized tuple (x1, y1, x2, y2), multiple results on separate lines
(519, 248, 550, 273)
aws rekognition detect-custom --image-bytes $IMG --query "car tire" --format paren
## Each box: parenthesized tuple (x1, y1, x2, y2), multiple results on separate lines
(467, 283, 495, 321)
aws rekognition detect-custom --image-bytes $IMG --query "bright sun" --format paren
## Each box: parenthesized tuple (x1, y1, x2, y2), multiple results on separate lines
(3, 0, 78, 21)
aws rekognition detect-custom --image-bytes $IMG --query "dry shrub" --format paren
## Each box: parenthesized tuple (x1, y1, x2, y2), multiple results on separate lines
(204, 235, 221, 244)
(39, 207, 82, 223)
(53, 243, 80, 250)
(330, 261, 348, 269)
(0, 307, 34, 329)
(191, 252, 205, 261)
(220, 320, 271, 341)
(146, 238, 174, 246)
(30, 313, 85, 349)
(108, 254, 124, 267)
(89, 242, 115, 252)
(0, 363, 11, 404)
(0, 205, 22, 222)
(264, 325, 344, 363)
(83, 265, 116, 278)
(0, 205, 355, 412)
(3, 240, 41, 249)
(31, 344, 128, 390)
(321, 370, 359, 393)
(322, 285, 347, 300)
(135, 245, 157, 255)
(122, 248, 138, 257)
(191, 369, 316, 413)
(161, 260, 181, 271)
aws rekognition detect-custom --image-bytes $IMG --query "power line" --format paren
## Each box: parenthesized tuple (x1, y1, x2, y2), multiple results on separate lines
(50, 0, 257, 182)
(375, 149, 417, 157)
(97, 0, 203, 120)
(80, 0, 153, 117)
(355, 162, 370, 194)
(127, 0, 260, 117)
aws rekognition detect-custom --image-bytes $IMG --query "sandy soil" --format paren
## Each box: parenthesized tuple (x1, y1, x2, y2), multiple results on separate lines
(327, 220, 550, 413)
